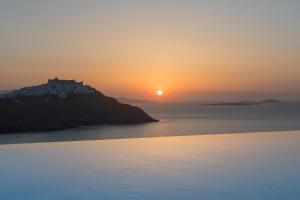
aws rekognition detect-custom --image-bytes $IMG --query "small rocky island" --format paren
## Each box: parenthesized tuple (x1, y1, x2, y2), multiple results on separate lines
(0, 78, 158, 133)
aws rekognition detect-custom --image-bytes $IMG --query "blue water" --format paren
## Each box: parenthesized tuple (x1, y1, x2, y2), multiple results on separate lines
(0, 131, 300, 200)
(0, 103, 300, 199)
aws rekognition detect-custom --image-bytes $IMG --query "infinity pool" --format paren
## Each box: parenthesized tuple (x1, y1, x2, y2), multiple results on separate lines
(0, 131, 299, 200)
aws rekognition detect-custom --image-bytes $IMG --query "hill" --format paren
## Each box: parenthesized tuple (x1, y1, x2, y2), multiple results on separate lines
(0, 78, 157, 133)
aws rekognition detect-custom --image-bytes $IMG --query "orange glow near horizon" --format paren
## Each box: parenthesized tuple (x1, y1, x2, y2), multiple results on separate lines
(0, 1, 299, 101)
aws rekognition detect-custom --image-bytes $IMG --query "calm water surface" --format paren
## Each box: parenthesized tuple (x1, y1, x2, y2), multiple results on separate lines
(0, 103, 300, 199)
(1, 103, 300, 144)
(0, 131, 300, 200)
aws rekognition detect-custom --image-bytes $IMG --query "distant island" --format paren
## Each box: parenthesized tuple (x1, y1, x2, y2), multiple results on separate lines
(209, 99, 284, 106)
(0, 78, 158, 133)
(117, 97, 157, 104)
(116, 98, 285, 106)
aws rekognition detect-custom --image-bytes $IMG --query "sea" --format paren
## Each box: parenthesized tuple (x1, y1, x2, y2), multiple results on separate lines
(0, 102, 300, 199)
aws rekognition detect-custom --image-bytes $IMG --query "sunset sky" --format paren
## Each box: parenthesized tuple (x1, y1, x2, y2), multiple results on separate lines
(0, 0, 299, 101)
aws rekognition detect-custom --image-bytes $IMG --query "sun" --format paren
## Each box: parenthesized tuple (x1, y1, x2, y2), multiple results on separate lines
(156, 90, 164, 96)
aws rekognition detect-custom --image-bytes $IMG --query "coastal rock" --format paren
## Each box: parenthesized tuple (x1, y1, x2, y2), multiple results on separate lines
(0, 78, 158, 133)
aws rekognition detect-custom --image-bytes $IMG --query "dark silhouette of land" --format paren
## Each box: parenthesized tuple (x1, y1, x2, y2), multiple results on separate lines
(208, 99, 284, 106)
(0, 78, 157, 133)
